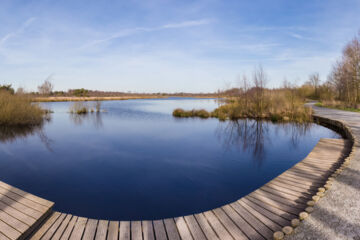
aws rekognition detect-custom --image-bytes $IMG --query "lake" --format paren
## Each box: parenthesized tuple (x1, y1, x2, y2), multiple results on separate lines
(0, 98, 340, 220)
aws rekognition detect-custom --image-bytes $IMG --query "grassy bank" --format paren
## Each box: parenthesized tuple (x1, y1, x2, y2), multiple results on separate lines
(0, 92, 48, 126)
(173, 89, 313, 123)
(33, 95, 217, 102)
(315, 101, 360, 113)
(33, 95, 166, 102)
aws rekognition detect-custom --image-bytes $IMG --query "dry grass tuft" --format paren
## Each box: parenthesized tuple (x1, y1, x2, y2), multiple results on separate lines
(0, 91, 47, 126)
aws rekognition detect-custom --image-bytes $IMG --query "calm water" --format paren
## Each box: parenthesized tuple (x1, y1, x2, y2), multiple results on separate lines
(0, 98, 339, 220)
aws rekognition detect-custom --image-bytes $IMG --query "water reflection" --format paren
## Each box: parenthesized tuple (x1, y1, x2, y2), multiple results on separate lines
(216, 120, 313, 165)
(0, 122, 53, 151)
(69, 112, 103, 128)
(216, 119, 268, 164)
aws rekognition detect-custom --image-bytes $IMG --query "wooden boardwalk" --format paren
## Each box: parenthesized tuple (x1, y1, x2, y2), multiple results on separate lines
(14, 138, 349, 240)
(0, 181, 54, 240)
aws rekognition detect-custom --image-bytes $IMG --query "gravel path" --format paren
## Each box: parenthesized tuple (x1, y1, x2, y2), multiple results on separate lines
(286, 106, 360, 240)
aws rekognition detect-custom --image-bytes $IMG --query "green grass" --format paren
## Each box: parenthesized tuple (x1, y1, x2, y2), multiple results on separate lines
(315, 102, 360, 113)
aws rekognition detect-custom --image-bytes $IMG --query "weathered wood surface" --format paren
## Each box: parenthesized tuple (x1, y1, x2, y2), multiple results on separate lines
(0, 181, 54, 240)
(24, 138, 349, 240)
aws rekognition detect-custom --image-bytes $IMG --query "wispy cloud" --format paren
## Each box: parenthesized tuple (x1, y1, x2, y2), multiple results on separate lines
(82, 19, 212, 48)
(162, 19, 212, 29)
(0, 17, 36, 48)
(288, 32, 318, 41)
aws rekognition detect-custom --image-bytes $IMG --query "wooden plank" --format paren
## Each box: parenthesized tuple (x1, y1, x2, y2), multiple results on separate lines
(268, 180, 314, 196)
(275, 174, 320, 189)
(0, 182, 53, 208)
(0, 220, 21, 240)
(30, 212, 61, 240)
(82, 219, 98, 240)
(267, 181, 313, 197)
(51, 214, 73, 240)
(260, 186, 308, 203)
(94, 220, 108, 240)
(0, 201, 36, 226)
(0, 195, 42, 219)
(194, 213, 219, 240)
(41, 213, 67, 240)
(164, 218, 180, 240)
(142, 221, 154, 240)
(283, 170, 326, 183)
(69, 217, 87, 240)
(212, 208, 247, 240)
(0, 187, 48, 213)
(203, 211, 233, 240)
(238, 200, 281, 232)
(254, 190, 306, 209)
(240, 198, 288, 227)
(0, 209, 28, 234)
(250, 191, 301, 215)
(119, 221, 130, 240)
(174, 217, 193, 240)
(231, 202, 273, 239)
(184, 215, 206, 240)
(221, 205, 261, 240)
(245, 196, 296, 221)
(131, 221, 142, 240)
(153, 220, 167, 240)
(108, 221, 120, 240)
(60, 216, 78, 240)
(0, 231, 10, 240)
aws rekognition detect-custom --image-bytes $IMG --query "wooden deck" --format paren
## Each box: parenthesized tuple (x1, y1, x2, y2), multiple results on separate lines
(0, 181, 54, 240)
(0, 138, 351, 240)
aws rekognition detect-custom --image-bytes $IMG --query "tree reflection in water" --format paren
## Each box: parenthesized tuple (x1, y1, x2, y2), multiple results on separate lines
(0, 120, 53, 151)
(69, 112, 103, 129)
(216, 119, 312, 166)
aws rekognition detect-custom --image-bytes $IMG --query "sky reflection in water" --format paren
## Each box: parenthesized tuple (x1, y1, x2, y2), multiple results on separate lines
(0, 98, 339, 220)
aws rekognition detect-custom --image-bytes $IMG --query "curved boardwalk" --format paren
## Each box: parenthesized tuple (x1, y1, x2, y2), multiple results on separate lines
(0, 106, 355, 240)
(286, 106, 360, 240)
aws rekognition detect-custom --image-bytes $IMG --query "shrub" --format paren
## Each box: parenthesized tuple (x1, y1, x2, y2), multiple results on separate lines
(69, 101, 103, 114)
(0, 91, 46, 126)
(0, 84, 15, 94)
(172, 108, 210, 118)
(72, 88, 89, 97)
(69, 102, 89, 114)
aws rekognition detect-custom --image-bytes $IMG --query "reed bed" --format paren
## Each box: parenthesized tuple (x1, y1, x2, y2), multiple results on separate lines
(0, 91, 47, 126)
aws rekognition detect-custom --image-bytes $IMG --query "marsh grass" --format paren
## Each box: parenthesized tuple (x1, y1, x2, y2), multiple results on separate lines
(0, 91, 47, 126)
(69, 101, 103, 114)
(173, 90, 313, 123)
(173, 108, 211, 118)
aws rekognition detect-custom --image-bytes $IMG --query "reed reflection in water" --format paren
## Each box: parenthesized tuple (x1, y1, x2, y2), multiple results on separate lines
(69, 112, 103, 128)
(0, 120, 53, 151)
(216, 119, 314, 165)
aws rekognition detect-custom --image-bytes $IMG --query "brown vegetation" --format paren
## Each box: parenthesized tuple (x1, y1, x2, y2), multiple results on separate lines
(301, 31, 360, 110)
(69, 101, 103, 114)
(0, 91, 48, 126)
(174, 66, 312, 123)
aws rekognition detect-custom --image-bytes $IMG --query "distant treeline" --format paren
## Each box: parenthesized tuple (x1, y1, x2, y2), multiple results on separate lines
(2, 83, 218, 98)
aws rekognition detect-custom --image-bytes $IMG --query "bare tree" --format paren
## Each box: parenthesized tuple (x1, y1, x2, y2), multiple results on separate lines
(38, 76, 54, 95)
(252, 65, 267, 115)
(16, 87, 26, 95)
(327, 31, 360, 106)
(309, 72, 320, 98)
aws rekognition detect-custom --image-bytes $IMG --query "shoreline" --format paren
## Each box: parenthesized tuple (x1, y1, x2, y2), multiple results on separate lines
(33, 95, 219, 102)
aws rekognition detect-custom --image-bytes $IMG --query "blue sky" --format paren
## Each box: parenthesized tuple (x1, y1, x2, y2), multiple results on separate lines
(0, 0, 360, 93)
